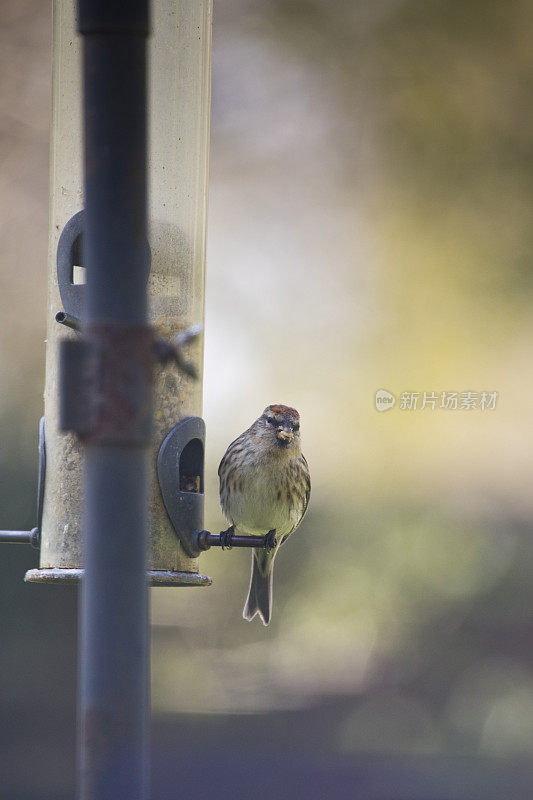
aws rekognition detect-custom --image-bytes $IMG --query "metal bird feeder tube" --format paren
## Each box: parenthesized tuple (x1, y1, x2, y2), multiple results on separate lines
(20, 0, 213, 587)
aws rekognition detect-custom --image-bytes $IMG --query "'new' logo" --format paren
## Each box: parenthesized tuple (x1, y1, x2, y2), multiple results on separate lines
(375, 389, 396, 412)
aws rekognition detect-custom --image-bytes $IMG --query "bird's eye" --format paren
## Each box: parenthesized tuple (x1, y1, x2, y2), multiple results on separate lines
(267, 417, 276, 425)
(293, 422, 300, 431)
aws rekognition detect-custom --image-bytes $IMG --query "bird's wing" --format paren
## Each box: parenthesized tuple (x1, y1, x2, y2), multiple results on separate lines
(217, 431, 247, 479)
(281, 454, 311, 546)
(301, 453, 311, 518)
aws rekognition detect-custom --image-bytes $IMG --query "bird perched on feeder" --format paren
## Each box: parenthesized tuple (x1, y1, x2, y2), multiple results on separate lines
(218, 405, 311, 625)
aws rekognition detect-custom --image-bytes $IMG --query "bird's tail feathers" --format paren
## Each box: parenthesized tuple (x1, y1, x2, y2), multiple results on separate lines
(243, 552, 273, 625)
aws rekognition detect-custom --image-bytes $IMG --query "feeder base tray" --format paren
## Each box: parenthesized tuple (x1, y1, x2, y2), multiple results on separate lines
(24, 568, 212, 587)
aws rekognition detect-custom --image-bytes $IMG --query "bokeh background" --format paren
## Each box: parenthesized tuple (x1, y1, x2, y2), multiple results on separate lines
(1, 0, 532, 797)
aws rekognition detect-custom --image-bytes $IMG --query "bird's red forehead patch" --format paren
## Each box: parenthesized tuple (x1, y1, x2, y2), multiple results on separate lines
(265, 404, 300, 419)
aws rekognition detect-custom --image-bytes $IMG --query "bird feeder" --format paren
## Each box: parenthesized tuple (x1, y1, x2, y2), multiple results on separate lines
(0, 4, 293, 796)
(22, 0, 213, 586)
(0, 0, 270, 577)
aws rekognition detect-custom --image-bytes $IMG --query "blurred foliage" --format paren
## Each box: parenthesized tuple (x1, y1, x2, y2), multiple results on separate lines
(153, 0, 533, 763)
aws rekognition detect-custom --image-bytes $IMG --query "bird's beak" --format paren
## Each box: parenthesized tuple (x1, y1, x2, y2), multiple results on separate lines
(277, 427, 293, 442)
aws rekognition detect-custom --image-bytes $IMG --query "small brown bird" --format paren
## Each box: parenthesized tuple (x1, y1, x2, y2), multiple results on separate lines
(218, 405, 311, 625)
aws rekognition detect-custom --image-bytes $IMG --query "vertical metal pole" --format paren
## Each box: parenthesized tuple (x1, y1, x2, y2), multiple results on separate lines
(77, 2, 151, 798)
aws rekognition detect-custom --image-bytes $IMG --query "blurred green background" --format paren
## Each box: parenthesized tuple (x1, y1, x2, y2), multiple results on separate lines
(1, 0, 532, 797)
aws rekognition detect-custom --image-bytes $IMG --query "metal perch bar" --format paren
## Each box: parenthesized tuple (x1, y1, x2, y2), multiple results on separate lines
(55, 310, 82, 331)
(0, 529, 40, 548)
(196, 528, 277, 551)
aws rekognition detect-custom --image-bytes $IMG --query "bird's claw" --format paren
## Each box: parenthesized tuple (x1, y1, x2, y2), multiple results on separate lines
(220, 526, 234, 550)
(264, 530, 277, 552)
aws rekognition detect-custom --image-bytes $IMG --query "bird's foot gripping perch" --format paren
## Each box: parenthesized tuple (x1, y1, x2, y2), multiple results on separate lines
(264, 529, 277, 552)
(219, 525, 235, 550)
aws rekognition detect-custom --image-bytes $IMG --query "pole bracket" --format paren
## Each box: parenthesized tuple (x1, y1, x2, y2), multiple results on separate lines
(59, 323, 154, 445)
